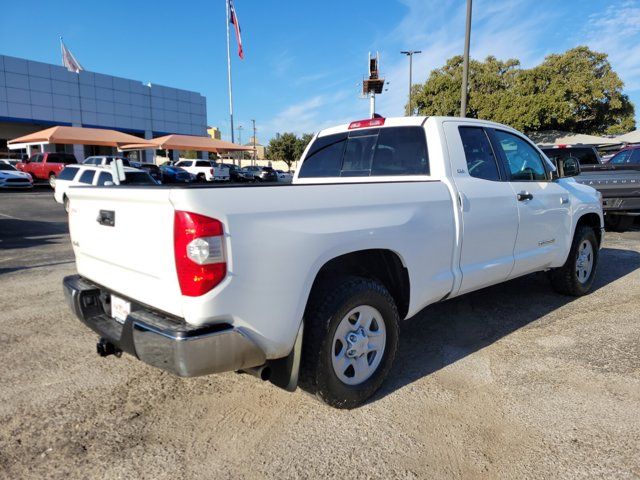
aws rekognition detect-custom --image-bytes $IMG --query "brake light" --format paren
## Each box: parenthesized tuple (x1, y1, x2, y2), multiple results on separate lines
(348, 118, 385, 129)
(174, 211, 227, 296)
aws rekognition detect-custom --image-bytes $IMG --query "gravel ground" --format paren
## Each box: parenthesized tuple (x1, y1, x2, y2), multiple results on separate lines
(0, 189, 639, 479)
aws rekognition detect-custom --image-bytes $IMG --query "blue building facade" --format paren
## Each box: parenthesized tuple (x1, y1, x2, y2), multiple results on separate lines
(0, 54, 207, 161)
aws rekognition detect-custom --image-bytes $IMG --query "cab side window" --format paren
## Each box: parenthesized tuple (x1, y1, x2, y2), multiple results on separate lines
(459, 127, 501, 181)
(493, 130, 548, 181)
(96, 172, 113, 185)
(78, 170, 95, 184)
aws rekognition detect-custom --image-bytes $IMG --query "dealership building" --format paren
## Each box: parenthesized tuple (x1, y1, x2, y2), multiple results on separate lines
(0, 54, 208, 162)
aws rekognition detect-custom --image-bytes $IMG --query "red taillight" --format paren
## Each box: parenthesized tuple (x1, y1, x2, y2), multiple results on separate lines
(210, 168, 214, 174)
(348, 118, 385, 129)
(174, 211, 227, 297)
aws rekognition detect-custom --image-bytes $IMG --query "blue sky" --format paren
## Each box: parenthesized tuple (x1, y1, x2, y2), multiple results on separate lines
(2, 0, 640, 142)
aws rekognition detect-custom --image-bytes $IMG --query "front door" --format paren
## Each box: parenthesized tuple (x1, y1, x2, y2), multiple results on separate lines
(490, 129, 571, 277)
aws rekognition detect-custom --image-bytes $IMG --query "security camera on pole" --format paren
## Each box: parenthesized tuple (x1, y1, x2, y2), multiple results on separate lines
(362, 52, 385, 118)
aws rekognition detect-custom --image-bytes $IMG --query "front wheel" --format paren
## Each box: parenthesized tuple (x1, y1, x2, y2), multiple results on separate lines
(300, 276, 399, 409)
(550, 226, 599, 296)
(63, 195, 69, 213)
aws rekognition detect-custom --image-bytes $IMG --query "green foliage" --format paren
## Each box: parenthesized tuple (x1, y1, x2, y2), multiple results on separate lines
(267, 132, 314, 170)
(181, 150, 198, 159)
(411, 47, 635, 135)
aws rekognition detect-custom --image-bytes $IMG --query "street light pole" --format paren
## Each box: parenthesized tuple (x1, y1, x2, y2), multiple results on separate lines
(251, 119, 256, 166)
(460, 0, 472, 117)
(401, 50, 421, 116)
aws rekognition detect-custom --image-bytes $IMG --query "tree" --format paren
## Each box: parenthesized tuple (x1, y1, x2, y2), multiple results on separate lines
(294, 133, 314, 162)
(267, 132, 313, 171)
(411, 47, 635, 135)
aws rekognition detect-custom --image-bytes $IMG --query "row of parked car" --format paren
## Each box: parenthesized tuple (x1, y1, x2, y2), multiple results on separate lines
(0, 153, 293, 190)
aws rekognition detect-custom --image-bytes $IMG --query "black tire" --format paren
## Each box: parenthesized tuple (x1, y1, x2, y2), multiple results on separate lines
(300, 276, 399, 409)
(196, 173, 206, 183)
(63, 195, 69, 213)
(550, 226, 599, 296)
(605, 214, 634, 232)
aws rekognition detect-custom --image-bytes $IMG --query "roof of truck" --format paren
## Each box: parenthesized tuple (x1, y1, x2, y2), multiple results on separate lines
(316, 116, 521, 138)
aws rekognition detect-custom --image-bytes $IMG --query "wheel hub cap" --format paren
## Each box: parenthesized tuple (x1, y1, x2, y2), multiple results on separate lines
(331, 305, 386, 386)
(576, 240, 594, 283)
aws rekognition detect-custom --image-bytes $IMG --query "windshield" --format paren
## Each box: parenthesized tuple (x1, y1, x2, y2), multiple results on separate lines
(0, 163, 17, 171)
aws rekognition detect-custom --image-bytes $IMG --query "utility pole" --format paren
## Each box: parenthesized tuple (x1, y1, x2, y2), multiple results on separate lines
(251, 119, 256, 166)
(460, 0, 472, 117)
(401, 50, 421, 116)
(236, 125, 243, 146)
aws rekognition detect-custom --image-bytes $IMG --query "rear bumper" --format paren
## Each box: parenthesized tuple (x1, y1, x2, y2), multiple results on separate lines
(63, 275, 266, 377)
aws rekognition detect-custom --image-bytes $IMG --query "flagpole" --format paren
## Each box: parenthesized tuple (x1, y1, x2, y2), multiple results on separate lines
(225, 0, 235, 146)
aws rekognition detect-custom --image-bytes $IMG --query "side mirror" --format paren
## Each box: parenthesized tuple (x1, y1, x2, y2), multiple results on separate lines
(559, 157, 581, 177)
(23, 158, 30, 164)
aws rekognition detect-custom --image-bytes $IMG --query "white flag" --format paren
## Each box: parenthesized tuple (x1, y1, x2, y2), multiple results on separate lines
(60, 37, 83, 73)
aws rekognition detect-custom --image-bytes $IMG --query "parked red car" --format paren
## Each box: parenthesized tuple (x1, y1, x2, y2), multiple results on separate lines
(17, 152, 78, 188)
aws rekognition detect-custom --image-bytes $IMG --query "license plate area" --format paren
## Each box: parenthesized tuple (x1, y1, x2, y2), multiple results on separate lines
(111, 295, 131, 324)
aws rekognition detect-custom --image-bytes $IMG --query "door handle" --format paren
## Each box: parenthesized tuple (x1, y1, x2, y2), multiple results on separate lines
(517, 191, 533, 201)
(97, 210, 115, 227)
(560, 196, 570, 205)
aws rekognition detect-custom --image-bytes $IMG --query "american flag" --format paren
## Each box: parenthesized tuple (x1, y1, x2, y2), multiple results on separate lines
(60, 37, 84, 73)
(228, 0, 244, 59)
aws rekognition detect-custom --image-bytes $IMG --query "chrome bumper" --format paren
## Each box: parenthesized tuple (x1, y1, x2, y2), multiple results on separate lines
(63, 275, 266, 377)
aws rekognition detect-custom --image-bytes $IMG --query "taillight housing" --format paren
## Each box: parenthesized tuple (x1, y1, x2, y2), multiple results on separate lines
(174, 211, 227, 296)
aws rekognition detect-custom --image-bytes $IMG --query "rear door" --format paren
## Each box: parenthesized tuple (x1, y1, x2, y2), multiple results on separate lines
(491, 129, 571, 277)
(443, 122, 519, 295)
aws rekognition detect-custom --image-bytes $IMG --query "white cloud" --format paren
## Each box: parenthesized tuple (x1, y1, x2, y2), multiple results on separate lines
(583, 0, 640, 91)
(377, 0, 554, 117)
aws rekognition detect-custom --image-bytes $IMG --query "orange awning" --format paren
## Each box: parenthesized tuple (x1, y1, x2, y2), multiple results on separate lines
(120, 134, 254, 153)
(7, 126, 155, 148)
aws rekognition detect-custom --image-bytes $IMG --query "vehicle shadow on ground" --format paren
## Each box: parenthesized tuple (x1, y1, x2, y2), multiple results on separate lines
(373, 246, 640, 403)
(0, 218, 69, 250)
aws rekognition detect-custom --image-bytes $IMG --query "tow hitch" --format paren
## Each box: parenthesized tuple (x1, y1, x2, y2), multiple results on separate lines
(97, 338, 122, 358)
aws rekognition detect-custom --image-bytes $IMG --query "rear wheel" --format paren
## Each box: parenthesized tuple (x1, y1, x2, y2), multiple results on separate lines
(550, 226, 599, 296)
(196, 173, 206, 183)
(300, 276, 399, 409)
(49, 173, 56, 189)
(63, 195, 69, 213)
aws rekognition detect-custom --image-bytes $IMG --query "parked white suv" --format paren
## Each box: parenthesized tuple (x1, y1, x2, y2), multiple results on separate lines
(83, 156, 130, 167)
(55, 165, 156, 212)
(64, 116, 603, 408)
(174, 160, 230, 182)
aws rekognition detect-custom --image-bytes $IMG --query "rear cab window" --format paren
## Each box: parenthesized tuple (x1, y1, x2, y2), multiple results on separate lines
(58, 166, 80, 181)
(48, 153, 77, 164)
(298, 126, 429, 179)
(78, 169, 95, 184)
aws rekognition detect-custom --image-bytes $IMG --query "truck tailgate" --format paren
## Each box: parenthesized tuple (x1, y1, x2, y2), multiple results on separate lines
(67, 186, 183, 317)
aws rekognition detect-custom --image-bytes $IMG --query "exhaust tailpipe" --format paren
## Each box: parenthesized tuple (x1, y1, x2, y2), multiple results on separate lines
(243, 365, 271, 381)
(97, 338, 122, 357)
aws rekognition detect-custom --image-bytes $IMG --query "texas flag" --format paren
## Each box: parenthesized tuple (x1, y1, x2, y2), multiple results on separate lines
(228, 0, 244, 59)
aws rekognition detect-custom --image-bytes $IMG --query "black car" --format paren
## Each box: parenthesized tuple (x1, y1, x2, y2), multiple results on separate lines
(255, 166, 278, 182)
(160, 165, 193, 184)
(219, 163, 247, 182)
(129, 161, 162, 182)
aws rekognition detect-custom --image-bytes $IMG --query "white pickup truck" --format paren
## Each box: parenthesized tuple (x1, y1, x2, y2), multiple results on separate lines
(63, 116, 604, 408)
(174, 159, 230, 182)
